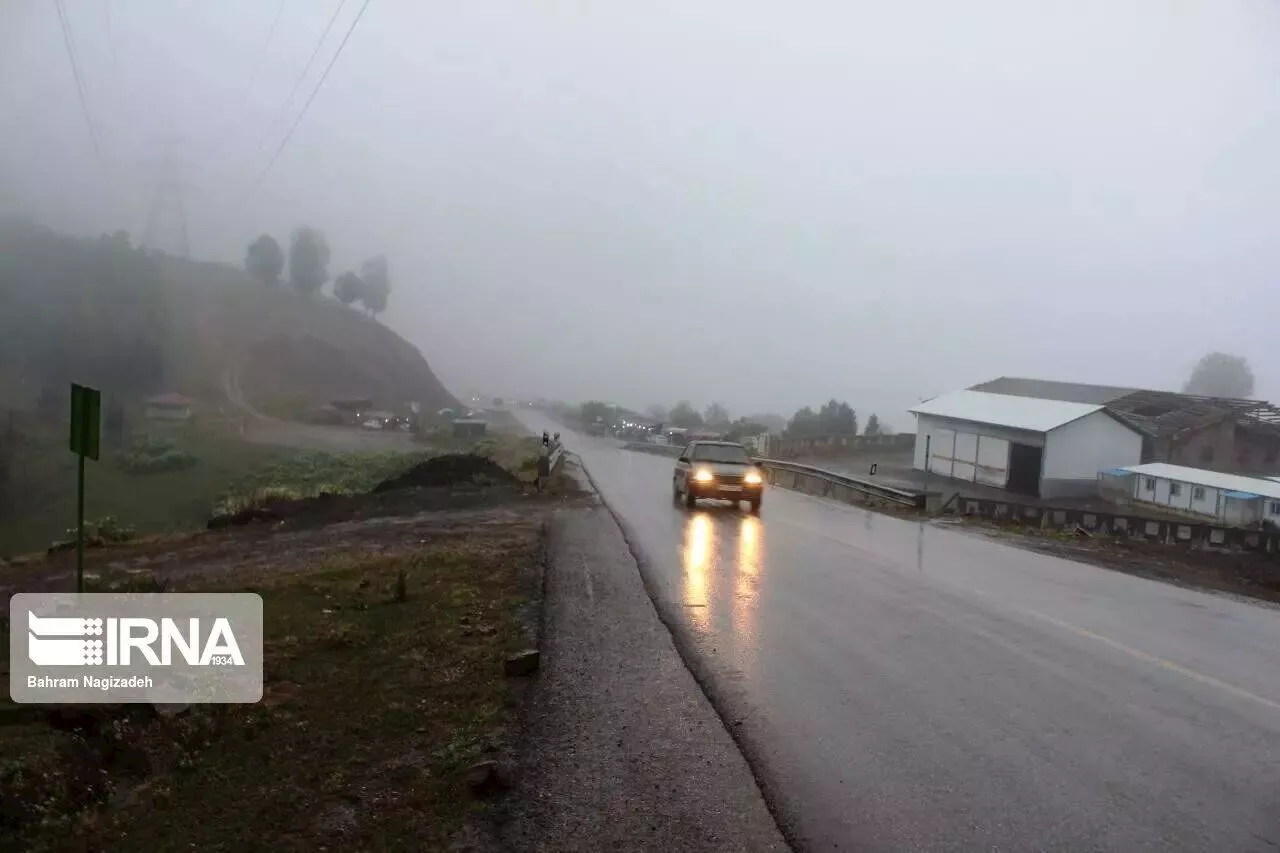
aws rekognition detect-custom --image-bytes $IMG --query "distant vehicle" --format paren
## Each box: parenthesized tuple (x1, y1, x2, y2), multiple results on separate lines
(361, 419, 384, 430)
(672, 440, 764, 514)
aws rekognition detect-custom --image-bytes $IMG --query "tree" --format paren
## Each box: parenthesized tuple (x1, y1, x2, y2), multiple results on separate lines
(704, 402, 731, 426)
(580, 400, 614, 424)
(1183, 352, 1255, 399)
(645, 404, 669, 423)
(288, 227, 330, 295)
(334, 271, 364, 306)
(669, 400, 704, 428)
(864, 414, 882, 437)
(359, 254, 391, 318)
(245, 233, 284, 286)
(787, 399, 858, 436)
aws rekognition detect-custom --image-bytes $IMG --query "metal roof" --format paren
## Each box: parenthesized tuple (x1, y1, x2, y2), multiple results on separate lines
(909, 390, 1112, 433)
(969, 377, 1141, 405)
(1117, 463, 1280, 501)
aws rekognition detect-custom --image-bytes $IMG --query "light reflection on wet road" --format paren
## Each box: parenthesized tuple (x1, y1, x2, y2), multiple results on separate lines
(525, 414, 1280, 852)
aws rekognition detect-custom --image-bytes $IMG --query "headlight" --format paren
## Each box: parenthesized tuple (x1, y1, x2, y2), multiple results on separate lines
(693, 468, 715, 482)
(744, 470, 762, 485)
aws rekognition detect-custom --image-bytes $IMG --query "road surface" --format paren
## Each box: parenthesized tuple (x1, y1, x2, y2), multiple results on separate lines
(519, 412, 1280, 852)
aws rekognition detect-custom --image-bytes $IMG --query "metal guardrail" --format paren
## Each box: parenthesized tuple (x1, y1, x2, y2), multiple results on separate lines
(548, 440, 565, 471)
(622, 441, 925, 509)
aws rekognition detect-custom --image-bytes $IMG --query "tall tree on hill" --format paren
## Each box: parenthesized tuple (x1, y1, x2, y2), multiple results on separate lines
(333, 271, 364, 306)
(245, 234, 284, 286)
(864, 413, 882, 437)
(1183, 352, 1255, 399)
(359, 254, 391, 318)
(288, 227, 330, 295)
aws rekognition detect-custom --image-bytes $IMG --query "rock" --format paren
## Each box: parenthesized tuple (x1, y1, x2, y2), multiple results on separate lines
(503, 649, 540, 677)
(465, 760, 512, 796)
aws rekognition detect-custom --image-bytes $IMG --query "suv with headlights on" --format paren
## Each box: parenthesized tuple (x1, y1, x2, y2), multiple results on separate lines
(673, 440, 765, 513)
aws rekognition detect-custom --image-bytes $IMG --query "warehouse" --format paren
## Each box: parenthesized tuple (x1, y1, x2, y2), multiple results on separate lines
(1109, 462, 1280, 527)
(910, 390, 1144, 498)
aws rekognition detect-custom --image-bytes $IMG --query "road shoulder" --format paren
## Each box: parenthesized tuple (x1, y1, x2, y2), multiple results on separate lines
(500, 461, 787, 852)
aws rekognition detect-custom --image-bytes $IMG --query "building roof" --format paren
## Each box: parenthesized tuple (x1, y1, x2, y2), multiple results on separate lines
(968, 376, 1280, 440)
(969, 377, 1141, 405)
(1117, 462, 1280, 501)
(910, 389, 1114, 433)
(146, 392, 193, 406)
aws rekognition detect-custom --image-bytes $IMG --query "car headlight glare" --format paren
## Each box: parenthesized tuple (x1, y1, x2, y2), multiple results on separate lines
(693, 468, 715, 482)
(744, 470, 763, 485)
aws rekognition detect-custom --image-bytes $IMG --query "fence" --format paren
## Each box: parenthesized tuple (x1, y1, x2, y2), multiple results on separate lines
(623, 442, 925, 508)
(621, 441, 1280, 554)
(765, 432, 915, 459)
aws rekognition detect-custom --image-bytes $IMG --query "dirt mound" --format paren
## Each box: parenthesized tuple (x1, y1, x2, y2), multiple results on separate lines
(373, 454, 521, 492)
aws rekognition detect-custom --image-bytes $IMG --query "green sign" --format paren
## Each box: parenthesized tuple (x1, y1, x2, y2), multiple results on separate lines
(69, 383, 101, 461)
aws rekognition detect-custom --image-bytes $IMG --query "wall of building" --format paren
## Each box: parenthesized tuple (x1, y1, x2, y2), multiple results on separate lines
(912, 415, 1043, 470)
(1130, 474, 1221, 518)
(1040, 412, 1143, 498)
(1158, 420, 1280, 476)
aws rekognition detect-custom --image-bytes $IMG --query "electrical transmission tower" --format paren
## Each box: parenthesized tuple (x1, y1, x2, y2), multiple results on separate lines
(138, 147, 195, 257)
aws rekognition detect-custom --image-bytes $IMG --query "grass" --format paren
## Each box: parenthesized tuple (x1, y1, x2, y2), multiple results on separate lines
(0, 531, 539, 852)
(0, 425, 286, 557)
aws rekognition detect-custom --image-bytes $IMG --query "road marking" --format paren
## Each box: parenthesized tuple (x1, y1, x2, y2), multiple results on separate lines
(771, 501, 1280, 713)
(1018, 607, 1280, 713)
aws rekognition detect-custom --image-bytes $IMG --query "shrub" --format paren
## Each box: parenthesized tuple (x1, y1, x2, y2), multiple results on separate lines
(115, 434, 198, 474)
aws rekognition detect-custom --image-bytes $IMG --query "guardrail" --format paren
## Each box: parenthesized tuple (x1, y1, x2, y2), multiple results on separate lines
(623, 442, 925, 509)
(548, 439, 566, 472)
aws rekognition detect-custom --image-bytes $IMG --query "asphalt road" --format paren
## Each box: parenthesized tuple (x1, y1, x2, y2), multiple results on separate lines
(517, 412, 1280, 852)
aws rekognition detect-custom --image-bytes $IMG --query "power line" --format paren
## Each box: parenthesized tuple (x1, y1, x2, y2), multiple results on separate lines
(243, 0, 372, 201)
(242, 0, 348, 171)
(53, 0, 104, 166)
(240, 0, 288, 109)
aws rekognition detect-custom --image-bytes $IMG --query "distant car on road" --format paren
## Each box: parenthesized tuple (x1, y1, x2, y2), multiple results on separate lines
(673, 440, 764, 514)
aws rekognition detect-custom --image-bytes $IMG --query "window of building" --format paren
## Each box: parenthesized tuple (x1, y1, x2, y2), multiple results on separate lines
(1169, 482, 1182, 497)
(1192, 486, 1206, 501)
(1144, 477, 1156, 492)
(1199, 446, 1214, 465)
(1270, 501, 1280, 516)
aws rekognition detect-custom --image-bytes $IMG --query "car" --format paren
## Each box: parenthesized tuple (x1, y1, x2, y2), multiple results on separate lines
(672, 440, 765, 513)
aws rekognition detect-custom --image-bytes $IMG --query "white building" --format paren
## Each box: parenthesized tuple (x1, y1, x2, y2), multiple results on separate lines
(910, 390, 1144, 498)
(1113, 462, 1280, 527)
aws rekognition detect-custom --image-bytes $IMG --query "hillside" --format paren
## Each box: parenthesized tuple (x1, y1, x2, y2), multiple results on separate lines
(0, 219, 457, 414)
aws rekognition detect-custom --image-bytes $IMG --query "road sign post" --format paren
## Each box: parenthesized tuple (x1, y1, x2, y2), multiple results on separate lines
(69, 383, 101, 594)
(923, 434, 931, 513)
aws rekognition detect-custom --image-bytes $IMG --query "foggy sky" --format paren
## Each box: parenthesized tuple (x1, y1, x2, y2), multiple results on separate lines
(4, 1, 1279, 426)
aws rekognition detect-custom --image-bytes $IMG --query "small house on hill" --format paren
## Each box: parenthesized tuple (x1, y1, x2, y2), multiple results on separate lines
(145, 392, 193, 421)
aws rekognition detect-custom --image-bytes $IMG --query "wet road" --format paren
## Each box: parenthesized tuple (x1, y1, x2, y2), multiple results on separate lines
(522, 414, 1280, 852)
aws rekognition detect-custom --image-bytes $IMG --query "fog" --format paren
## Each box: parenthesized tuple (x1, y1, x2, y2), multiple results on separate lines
(4, 0, 1279, 425)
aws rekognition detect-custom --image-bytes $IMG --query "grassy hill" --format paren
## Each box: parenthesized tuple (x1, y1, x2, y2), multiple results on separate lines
(0, 219, 458, 414)
(0, 219, 461, 556)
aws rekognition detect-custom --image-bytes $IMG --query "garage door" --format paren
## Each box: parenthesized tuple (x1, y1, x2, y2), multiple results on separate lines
(952, 432, 978, 482)
(975, 435, 1009, 487)
(929, 428, 955, 477)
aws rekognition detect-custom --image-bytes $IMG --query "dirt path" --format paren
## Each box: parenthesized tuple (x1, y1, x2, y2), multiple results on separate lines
(220, 365, 422, 453)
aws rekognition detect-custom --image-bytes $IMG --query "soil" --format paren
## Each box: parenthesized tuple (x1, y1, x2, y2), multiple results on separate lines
(372, 453, 521, 492)
(961, 518, 1280, 606)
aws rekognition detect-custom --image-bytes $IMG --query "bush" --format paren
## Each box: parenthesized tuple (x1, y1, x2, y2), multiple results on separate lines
(115, 435, 198, 474)
(64, 516, 137, 544)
